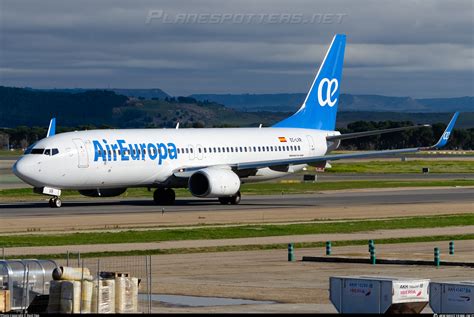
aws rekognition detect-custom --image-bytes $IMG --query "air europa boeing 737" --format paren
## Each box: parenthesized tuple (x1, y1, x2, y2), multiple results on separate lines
(13, 34, 459, 208)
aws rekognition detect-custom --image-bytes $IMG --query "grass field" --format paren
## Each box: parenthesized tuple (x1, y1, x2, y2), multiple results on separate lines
(1, 214, 472, 248)
(0, 149, 22, 156)
(327, 160, 474, 173)
(1, 179, 473, 201)
(7, 234, 474, 259)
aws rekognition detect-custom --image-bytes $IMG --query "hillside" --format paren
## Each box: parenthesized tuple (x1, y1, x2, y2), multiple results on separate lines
(0, 86, 473, 129)
(191, 93, 473, 113)
(0, 86, 128, 127)
(32, 87, 170, 100)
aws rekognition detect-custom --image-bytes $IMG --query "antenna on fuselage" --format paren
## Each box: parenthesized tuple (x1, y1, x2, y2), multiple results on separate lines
(176, 122, 180, 129)
(259, 124, 263, 128)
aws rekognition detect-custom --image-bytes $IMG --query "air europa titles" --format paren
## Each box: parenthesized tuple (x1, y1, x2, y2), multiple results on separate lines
(92, 139, 178, 165)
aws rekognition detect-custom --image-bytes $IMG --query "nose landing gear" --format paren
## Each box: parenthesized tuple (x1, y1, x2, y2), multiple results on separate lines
(48, 197, 62, 208)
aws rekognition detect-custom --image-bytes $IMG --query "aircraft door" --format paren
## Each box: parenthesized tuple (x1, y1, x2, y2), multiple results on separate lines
(72, 138, 89, 168)
(306, 135, 316, 156)
(188, 144, 195, 160)
(196, 144, 203, 160)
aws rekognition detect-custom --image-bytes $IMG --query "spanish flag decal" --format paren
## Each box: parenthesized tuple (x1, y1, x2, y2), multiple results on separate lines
(278, 137, 287, 142)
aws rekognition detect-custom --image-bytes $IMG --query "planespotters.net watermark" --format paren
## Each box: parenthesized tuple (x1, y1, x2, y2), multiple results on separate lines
(145, 10, 347, 25)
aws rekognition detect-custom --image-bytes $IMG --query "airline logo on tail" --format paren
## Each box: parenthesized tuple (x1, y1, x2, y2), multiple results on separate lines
(318, 78, 339, 107)
(272, 34, 346, 130)
(442, 131, 451, 140)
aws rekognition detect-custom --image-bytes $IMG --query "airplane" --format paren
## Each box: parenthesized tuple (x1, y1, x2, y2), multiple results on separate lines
(12, 34, 459, 208)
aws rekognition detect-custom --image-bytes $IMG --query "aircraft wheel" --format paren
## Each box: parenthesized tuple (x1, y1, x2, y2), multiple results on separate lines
(164, 188, 176, 205)
(49, 197, 62, 208)
(230, 192, 241, 205)
(153, 188, 175, 205)
(218, 197, 231, 205)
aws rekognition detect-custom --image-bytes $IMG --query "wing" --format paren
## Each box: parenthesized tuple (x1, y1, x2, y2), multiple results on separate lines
(173, 112, 459, 177)
(326, 124, 430, 141)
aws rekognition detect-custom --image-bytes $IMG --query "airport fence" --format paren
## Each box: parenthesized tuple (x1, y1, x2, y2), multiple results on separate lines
(55, 253, 153, 314)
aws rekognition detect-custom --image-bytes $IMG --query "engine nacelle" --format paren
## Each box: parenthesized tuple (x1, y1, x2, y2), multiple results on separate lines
(78, 188, 127, 197)
(188, 168, 240, 198)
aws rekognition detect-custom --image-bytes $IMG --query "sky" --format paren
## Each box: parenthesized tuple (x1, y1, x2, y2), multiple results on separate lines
(0, 0, 473, 98)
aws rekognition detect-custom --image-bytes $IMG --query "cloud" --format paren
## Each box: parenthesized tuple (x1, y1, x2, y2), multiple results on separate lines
(0, 0, 472, 97)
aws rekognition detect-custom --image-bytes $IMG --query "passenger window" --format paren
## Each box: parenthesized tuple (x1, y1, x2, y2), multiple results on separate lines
(253, 146, 256, 152)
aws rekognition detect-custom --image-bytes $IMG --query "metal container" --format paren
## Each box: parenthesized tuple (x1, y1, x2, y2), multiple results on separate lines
(330, 276, 430, 314)
(0, 259, 57, 311)
(429, 281, 474, 313)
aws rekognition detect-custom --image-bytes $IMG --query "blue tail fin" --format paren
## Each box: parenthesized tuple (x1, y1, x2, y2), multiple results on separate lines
(273, 34, 346, 131)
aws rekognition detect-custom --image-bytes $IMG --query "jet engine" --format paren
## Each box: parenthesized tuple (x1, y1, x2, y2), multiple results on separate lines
(78, 188, 127, 197)
(188, 168, 240, 198)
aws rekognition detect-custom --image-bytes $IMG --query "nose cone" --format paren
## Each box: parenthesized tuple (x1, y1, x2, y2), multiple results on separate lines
(13, 157, 38, 186)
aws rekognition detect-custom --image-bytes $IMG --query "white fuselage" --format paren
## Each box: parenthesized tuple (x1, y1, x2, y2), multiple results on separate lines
(13, 127, 339, 190)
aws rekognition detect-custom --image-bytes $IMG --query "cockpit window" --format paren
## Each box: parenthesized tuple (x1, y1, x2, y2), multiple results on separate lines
(30, 148, 45, 154)
(25, 147, 59, 156)
(24, 143, 37, 154)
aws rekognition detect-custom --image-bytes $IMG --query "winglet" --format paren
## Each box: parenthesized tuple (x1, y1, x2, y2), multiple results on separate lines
(430, 112, 459, 149)
(47, 118, 56, 137)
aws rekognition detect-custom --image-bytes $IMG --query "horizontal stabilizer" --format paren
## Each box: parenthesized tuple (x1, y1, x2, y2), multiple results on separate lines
(327, 124, 430, 141)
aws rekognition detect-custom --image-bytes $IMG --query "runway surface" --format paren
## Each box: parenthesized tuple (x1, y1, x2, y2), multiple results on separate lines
(1, 187, 473, 217)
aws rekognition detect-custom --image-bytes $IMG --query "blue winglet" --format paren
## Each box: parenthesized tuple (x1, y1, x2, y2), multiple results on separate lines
(431, 112, 459, 149)
(47, 118, 56, 137)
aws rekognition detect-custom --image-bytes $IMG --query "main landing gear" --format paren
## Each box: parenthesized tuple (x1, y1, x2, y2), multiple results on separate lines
(153, 188, 176, 205)
(48, 196, 62, 208)
(218, 191, 241, 205)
